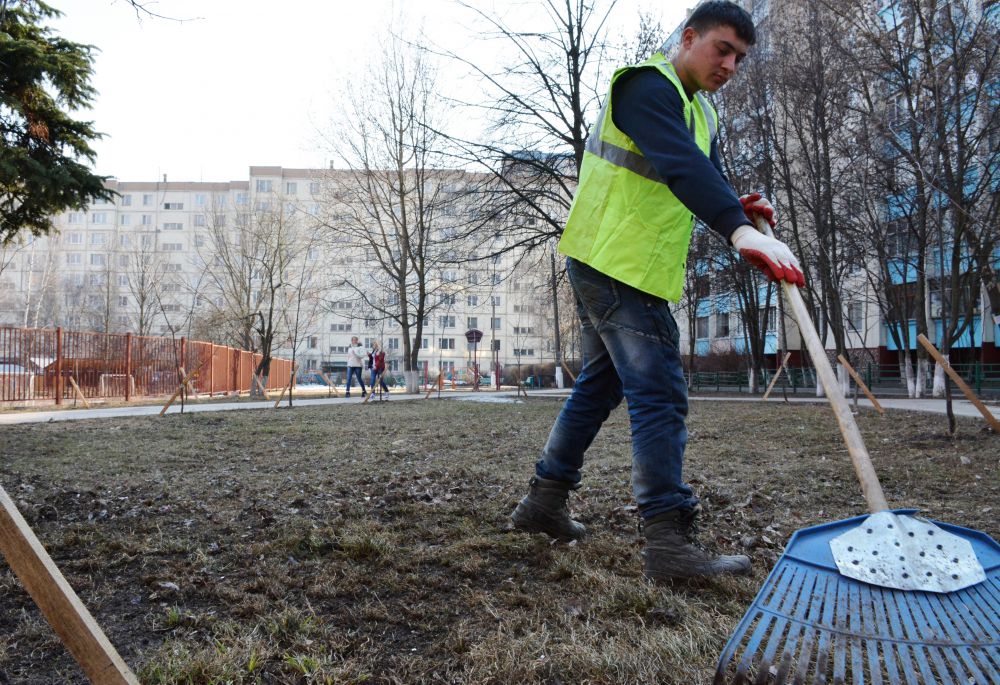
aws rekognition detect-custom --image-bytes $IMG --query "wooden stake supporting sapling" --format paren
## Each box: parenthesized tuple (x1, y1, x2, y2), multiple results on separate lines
(761, 351, 792, 401)
(0, 484, 139, 685)
(836, 354, 884, 415)
(69, 376, 90, 409)
(918, 333, 1000, 432)
(159, 359, 207, 416)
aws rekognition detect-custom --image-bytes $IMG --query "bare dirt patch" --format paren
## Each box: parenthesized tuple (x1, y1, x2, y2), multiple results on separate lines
(0, 398, 996, 683)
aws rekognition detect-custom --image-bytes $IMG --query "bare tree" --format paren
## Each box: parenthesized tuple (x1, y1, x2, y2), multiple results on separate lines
(436, 0, 621, 257)
(319, 26, 454, 393)
(832, 0, 1000, 415)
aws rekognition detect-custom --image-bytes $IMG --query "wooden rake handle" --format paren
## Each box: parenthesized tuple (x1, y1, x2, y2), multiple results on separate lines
(755, 217, 889, 513)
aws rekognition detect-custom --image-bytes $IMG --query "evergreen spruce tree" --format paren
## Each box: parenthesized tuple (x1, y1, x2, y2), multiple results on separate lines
(0, 0, 114, 243)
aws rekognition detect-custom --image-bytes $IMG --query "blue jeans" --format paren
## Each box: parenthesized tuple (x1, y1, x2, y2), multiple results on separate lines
(346, 367, 366, 394)
(370, 369, 389, 392)
(535, 258, 697, 519)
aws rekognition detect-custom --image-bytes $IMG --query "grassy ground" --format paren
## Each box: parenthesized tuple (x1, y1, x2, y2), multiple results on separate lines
(0, 397, 996, 684)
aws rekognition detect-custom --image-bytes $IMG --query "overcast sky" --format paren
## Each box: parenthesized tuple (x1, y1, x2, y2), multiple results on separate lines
(51, 1, 691, 183)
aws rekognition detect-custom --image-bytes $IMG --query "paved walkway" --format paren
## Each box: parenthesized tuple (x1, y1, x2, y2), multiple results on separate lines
(0, 389, 994, 425)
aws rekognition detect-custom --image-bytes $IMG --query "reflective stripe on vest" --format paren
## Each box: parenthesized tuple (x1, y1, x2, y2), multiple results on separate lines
(584, 81, 718, 184)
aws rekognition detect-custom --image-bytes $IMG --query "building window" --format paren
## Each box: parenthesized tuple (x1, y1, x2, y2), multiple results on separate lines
(307, 248, 319, 261)
(696, 316, 709, 339)
(90, 253, 106, 266)
(67, 232, 83, 245)
(90, 212, 107, 224)
(255, 180, 272, 192)
(439, 293, 456, 305)
(194, 235, 205, 247)
(309, 336, 318, 349)
(491, 296, 501, 306)
(513, 326, 535, 335)
(847, 301, 864, 331)
(491, 317, 501, 330)
(715, 313, 730, 338)
(329, 323, 352, 332)
(195, 194, 206, 205)
(118, 296, 128, 307)
(467, 317, 478, 329)
(388, 338, 399, 350)
(141, 215, 152, 225)
(163, 202, 184, 210)
(439, 315, 455, 328)
(90, 232, 107, 245)
(118, 275, 128, 287)
(514, 348, 535, 357)
(162, 243, 183, 252)
(439, 338, 455, 349)
(285, 182, 297, 194)
(491, 340, 500, 351)
(163, 222, 183, 230)
(119, 214, 130, 226)
(421, 338, 429, 349)
(236, 192, 247, 205)
(120, 194, 132, 206)
(66, 253, 81, 265)
(67, 212, 83, 224)
(118, 254, 128, 267)
(142, 194, 153, 206)
(309, 182, 320, 195)
(467, 295, 478, 307)
(194, 215, 206, 227)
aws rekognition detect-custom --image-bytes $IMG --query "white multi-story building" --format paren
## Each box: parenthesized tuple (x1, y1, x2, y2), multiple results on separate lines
(0, 166, 561, 383)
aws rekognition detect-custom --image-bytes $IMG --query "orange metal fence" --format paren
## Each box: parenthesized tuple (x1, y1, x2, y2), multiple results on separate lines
(0, 326, 293, 404)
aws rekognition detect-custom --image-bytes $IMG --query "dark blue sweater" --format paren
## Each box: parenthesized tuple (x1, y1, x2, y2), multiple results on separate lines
(611, 68, 748, 242)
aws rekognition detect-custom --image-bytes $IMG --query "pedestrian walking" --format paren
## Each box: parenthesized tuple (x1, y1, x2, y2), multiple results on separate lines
(345, 336, 367, 398)
(369, 340, 390, 399)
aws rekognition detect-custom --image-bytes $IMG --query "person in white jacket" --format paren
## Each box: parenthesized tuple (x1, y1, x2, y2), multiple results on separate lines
(345, 336, 367, 398)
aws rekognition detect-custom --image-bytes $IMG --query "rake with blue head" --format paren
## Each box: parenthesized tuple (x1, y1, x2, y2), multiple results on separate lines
(713, 218, 999, 684)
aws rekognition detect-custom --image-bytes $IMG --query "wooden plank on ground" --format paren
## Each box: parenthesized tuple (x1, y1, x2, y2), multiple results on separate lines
(837, 354, 884, 415)
(917, 334, 1000, 432)
(0, 484, 139, 684)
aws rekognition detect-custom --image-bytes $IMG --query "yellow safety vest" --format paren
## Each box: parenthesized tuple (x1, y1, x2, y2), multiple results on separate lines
(558, 54, 718, 302)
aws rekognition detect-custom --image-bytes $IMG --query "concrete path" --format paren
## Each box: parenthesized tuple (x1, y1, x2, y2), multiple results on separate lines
(0, 389, 995, 425)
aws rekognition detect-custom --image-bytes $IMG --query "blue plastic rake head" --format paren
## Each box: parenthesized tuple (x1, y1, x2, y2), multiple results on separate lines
(714, 512, 1000, 685)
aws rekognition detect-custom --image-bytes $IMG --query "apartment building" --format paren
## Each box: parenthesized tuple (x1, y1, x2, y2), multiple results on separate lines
(0, 166, 559, 382)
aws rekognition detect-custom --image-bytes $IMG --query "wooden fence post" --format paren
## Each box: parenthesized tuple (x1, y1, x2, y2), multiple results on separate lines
(55, 327, 63, 406)
(124, 333, 132, 402)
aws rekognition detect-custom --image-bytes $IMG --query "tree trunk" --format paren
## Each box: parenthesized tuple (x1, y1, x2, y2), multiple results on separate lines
(901, 350, 916, 398)
(932, 354, 946, 398)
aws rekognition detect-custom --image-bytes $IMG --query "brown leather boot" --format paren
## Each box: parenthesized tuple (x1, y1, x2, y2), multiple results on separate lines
(643, 507, 750, 580)
(511, 477, 586, 542)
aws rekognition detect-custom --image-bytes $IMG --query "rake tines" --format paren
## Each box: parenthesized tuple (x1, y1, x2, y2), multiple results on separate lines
(715, 515, 1000, 685)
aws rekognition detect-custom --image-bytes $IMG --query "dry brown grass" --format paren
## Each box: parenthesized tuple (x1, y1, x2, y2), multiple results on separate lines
(0, 397, 996, 683)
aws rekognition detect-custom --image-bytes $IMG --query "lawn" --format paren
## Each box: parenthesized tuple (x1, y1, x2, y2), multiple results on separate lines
(0, 397, 996, 683)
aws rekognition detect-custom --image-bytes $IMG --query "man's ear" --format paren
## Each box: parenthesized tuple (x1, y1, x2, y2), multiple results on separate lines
(681, 26, 698, 49)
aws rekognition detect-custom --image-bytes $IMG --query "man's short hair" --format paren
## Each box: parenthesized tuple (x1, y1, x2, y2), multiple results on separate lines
(685, 1, 756, 46)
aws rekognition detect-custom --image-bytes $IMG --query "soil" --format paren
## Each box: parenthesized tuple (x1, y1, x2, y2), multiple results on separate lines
(0, 397, 996, 684)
